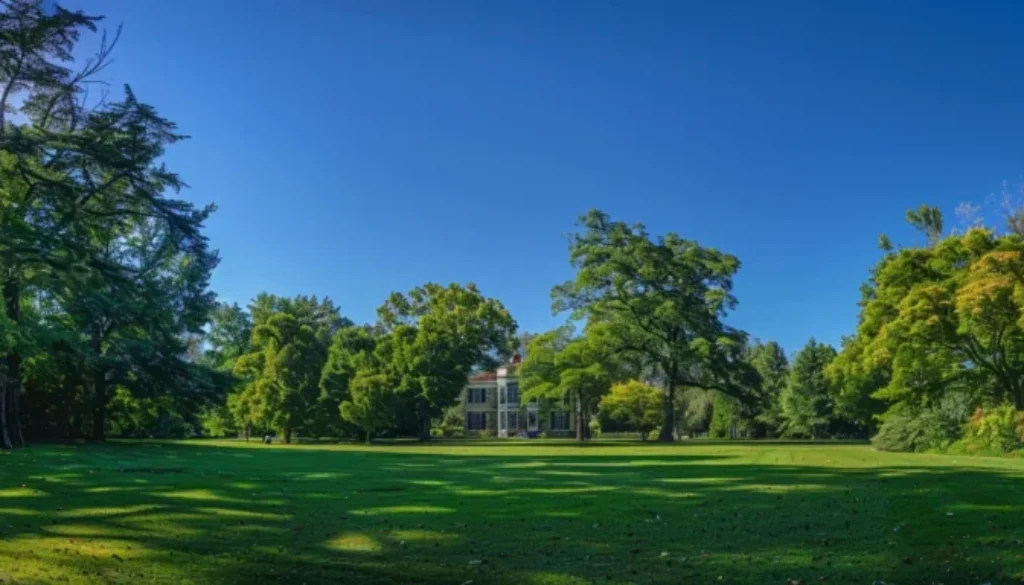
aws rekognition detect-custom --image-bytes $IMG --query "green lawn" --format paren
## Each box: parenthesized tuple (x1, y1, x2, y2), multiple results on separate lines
(1, 441, 1022, 585)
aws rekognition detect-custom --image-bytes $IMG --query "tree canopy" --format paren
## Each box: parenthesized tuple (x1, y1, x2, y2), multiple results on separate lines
(1, 0, 220, 447)
(520, 325, 618, 440)
(553, 209, 757, 441)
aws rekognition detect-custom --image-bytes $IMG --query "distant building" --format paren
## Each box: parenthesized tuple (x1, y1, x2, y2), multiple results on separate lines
(459, 354, 576, 437)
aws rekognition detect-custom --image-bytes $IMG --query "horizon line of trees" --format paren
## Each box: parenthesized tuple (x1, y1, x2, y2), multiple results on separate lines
(3, 0, 1022, 455)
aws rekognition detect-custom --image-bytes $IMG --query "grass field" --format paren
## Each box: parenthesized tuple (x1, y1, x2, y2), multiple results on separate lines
(1, 441, 1022, 585)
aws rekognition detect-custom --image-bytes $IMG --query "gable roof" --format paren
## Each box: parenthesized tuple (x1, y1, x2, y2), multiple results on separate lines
(469, 371, 497, 383)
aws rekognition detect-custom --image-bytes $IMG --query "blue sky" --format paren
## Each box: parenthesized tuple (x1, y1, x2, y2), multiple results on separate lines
(75, 0, 1024, 354)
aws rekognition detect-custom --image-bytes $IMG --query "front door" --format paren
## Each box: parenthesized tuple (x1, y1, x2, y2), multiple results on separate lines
(527, 409, 538, 434)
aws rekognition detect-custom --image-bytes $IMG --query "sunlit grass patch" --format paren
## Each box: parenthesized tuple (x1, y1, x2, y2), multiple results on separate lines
(327, 532, 382, 553)
(390, 529, 458, 542)
(0, 487, 45, 498)
(57, 504, 164, 518)
(350, 505, 455, 516)
(0, 506, 39, 516)
(294, 471, 349, 480)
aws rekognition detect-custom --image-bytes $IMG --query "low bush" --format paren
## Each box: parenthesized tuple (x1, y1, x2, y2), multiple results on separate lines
(950, 404, 1024, 455)
(872, 392, 975, 452)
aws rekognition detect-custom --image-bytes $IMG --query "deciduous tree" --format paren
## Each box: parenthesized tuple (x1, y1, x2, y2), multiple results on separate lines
(520, 325, 616, 441)
(375, 283, 517, 440)
(599, 380, 663, 440)
(553, 209, 757, 441)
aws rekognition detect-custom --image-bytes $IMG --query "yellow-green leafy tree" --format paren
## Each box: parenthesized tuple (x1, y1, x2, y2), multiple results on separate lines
(599, 380, 663, 440)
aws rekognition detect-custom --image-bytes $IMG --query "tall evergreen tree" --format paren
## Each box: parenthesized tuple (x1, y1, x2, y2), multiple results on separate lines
(747, 340, 789, 436)
(1, 1, 215, 447)
(780, 339, 837, 438)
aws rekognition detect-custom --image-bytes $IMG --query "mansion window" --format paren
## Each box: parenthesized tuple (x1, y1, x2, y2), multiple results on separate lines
(506, 383, 520, 404)
(550, 411, 570, 431)
(468, 412, 487, 430)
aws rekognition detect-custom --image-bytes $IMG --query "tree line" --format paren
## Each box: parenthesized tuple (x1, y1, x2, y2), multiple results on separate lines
(2, 1, 1022, 454)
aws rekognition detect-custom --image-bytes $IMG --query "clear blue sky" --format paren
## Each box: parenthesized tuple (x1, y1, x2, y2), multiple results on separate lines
(76, 0, 1024, 354)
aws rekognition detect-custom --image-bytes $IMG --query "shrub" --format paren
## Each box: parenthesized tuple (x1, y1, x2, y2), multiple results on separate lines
(952, 404, 1024, 455)
(588, 418, 602, 439)
(199, 406, 235, 438)
(479, 429, 495, 439)
(431, 405, 465, 438)
(599, 381, 663, 440)
(872, 392, 975, 452)
(872, 413, 920, 452)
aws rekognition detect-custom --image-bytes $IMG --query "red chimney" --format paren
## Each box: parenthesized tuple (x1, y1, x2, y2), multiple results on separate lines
(511, 353, 522, 365)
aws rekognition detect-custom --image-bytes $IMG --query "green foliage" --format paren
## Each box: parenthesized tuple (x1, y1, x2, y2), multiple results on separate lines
(203, 303, 253, 372)
(341, 371, 397, 442)
(431, 405, 465, 439)
(905, 204, 944, 246)
(0, 2, 221, 446)
(198, 406, 235, 438)
(229, 296, 343, 442)
(598, 380, 663, 440)
(553, 209, 757, 441)
(319, 325, 377, 439)
(780, 339, 837, 438)
(951, 404, 1024, 455)
(746, 340, 789, 436)
(367, 282, 517, 439)
(520, 325, 615, 440)
(872, 392, 975, 452)
(836, 206, 1024, 450)
(878, 234, 894, 252)
(106, 389, 191, 438)
(709, 393, 745, 438)
(233, 302, 338, 443)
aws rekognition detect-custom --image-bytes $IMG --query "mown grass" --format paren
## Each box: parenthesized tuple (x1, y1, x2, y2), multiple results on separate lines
(1, 440, 1023, 584)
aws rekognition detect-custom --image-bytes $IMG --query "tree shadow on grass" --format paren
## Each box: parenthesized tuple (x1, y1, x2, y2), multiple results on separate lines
(1, 442, 1022, 584)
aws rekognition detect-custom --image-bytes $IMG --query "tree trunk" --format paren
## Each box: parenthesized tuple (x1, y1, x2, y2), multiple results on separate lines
(91, 368, 107, 441)
(419, 415, 432, 441)
(3, 278, 22, 448)
(10, 378, 23, 446)
(657, 379, 676, 442)
(582, 396, 591, 440)
(58, 390, 72, 441)
(0, 382, 11, 450)
(415, 396, 432, 441)
(283, 428, 292, 444)
(575, 391, 584, 441)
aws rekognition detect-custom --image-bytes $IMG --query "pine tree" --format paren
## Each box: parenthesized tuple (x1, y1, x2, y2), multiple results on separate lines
(1, 1, 216, 446)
